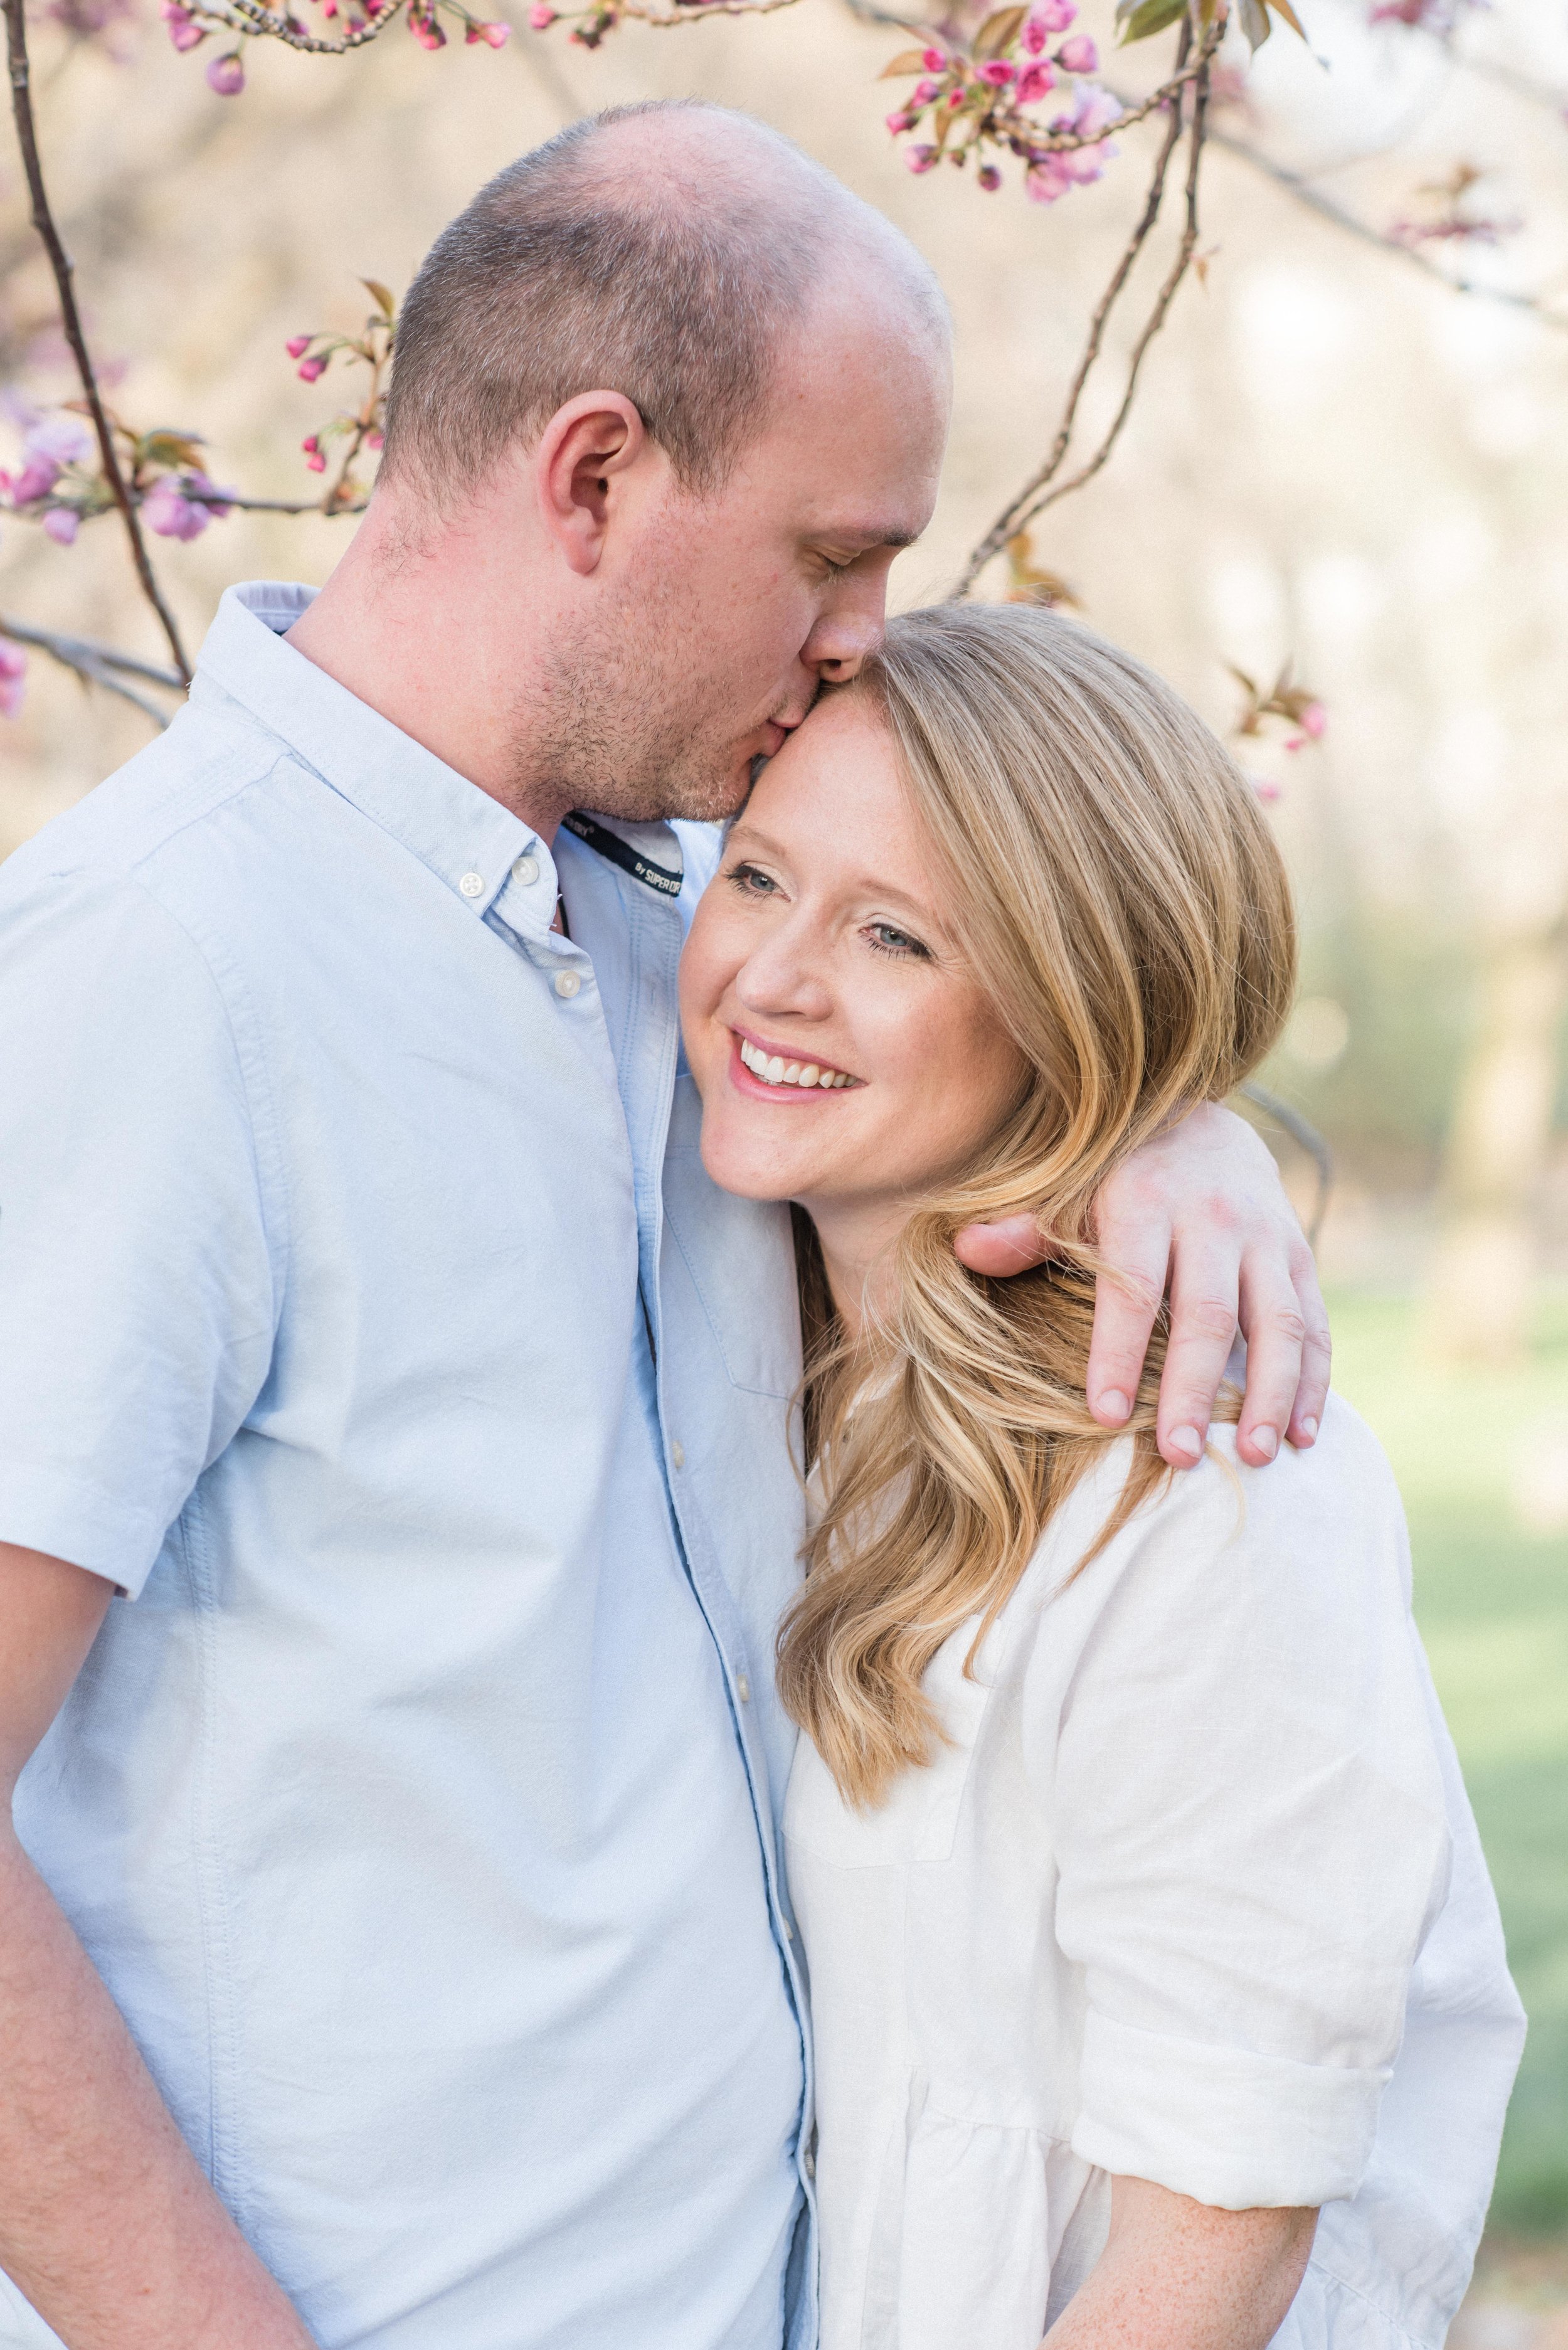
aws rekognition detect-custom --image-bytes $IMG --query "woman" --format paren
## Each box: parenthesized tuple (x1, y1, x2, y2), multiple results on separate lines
(677, 603, 1525, 2350)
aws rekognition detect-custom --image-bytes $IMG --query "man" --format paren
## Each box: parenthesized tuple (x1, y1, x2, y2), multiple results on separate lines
(0, 103, 1328, 2350)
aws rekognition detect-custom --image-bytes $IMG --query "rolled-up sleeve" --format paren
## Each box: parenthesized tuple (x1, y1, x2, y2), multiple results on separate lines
(1047, 1417, 1452, 2209)
(0, 868, 277, 1596)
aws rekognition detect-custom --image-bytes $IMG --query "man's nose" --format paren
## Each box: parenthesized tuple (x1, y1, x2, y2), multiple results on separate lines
(804, 578, 889, 686)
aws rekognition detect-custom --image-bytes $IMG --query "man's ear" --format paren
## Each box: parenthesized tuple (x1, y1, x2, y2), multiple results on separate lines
(534, 391, 648, 578)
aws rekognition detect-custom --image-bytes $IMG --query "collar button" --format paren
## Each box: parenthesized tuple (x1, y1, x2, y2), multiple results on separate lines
(458, 871, 485, 900)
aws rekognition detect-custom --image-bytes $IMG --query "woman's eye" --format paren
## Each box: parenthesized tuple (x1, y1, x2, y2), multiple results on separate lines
(865, 922, 931, 961)
(725, 860, 779, 898)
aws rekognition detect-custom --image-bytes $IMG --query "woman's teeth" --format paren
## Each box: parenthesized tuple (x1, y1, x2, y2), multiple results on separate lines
(738, 1037, 853, 1089)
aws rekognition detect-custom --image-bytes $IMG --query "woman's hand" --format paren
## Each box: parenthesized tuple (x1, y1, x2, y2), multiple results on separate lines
(1043, 2175, 1317, 2350)
(954, 1103, 1329, 1472)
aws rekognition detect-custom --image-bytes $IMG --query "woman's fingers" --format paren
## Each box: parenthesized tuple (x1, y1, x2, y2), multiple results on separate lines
(1279, 1240, 1332, 1449)
(1153, 1241, 1244, 1467)
(1084, 1230, 1172, 1437)
(1232, 1253, 1311, 1465)
(951, 1211, 1055, 1276)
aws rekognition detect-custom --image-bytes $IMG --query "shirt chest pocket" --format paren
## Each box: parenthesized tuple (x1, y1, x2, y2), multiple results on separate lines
(784, 1622, 998, 1869)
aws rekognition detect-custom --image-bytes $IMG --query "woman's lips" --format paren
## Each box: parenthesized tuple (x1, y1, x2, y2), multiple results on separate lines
(727, 1031, 859, 1103)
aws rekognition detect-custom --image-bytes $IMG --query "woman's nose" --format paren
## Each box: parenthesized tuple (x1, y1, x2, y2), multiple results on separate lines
(734, 927, 835, 1024)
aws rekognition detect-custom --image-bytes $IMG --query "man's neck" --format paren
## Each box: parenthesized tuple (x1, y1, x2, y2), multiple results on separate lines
(284, 491, 573, 843)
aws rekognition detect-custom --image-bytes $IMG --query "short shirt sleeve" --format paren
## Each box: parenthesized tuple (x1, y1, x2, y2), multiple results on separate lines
(1042, 1412, 1452, 2210)
(0, 868, 277, 1596)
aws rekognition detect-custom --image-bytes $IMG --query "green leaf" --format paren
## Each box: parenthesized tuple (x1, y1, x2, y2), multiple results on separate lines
(135, 429, 206, 470)
(1115, 0, 1186, 43)
(877, 45, 931, 77)
(972, 4, 1027, 59)
(361, 278, 397, 319)
(1238, 0, 1271, 46)
(1265, 0, 1308, 37)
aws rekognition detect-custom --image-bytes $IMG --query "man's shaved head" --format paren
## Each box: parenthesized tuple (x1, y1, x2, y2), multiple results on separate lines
(381, 100, 948, 505)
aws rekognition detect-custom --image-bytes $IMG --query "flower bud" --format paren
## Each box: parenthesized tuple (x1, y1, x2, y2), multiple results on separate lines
(979, 58, 1014, 83)
(884, 108, 913, 133)
(528, 1, 556, 20)
(978, 164, 1002, 190)
(285, 334, 312, 359)
(205, 48, 244, 92)
(41, 506, 80, 545)
(1054, 33, 1097, 71)
(920, 45, 945, 67)
(904, 143, 938, 174)
(297, 354, 329, 382)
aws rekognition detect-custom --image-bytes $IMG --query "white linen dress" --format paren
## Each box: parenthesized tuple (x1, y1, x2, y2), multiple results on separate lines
(785, 1394, 1525, 2350)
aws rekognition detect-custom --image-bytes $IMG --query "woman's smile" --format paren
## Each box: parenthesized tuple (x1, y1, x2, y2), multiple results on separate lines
(731, 1031, 862, 1094)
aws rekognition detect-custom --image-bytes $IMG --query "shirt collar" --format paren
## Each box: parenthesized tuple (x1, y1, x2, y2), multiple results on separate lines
(190, 581, 534, 915)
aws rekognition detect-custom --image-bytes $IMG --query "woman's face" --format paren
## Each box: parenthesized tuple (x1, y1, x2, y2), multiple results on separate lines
(679, 694, 1028, 1273)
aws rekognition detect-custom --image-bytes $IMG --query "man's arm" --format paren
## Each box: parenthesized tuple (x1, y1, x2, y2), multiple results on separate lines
(1044, 2176, 1316, 2350)
(957, 1102, 1330, 1474)
(0, 1543, 315, 2350)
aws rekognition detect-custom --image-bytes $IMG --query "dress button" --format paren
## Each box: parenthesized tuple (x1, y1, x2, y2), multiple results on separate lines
(736, 1672, 751, 1704)
(512, 854, 540, 886)
(553, 970, 581, 999)
(458, 871, 485, 899)
(670, 1439, 686, 1470)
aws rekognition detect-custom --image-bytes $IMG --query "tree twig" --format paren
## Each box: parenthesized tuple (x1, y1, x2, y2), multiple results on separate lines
(0, 613, 181, 726)
(2, 0, 193, 680)
(1205, 122, 1568, 335)
(956, 26, 1218, 597)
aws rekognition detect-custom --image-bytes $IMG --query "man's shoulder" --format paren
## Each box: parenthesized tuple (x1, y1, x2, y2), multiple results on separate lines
(0, 691, 297, 914)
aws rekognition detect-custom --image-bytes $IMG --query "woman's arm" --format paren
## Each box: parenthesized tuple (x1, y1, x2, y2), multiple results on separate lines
(1044, 2176, 1316, 2350)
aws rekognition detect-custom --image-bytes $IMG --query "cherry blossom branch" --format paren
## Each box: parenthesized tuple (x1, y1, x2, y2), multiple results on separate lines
(1205, 125, 1568, 334)
(0, 614, 182, 725)
(2, 0, 193, 680)
(955, 20, 1217, 596)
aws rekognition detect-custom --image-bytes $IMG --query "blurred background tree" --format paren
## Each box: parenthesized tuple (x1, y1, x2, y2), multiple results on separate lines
(1, 0, 1565, 2320)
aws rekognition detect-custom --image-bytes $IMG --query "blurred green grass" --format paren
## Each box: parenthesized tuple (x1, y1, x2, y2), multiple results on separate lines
(1329, 1290, 1568, 2235)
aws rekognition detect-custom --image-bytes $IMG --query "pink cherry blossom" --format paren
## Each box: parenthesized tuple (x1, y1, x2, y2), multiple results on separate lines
(302, 435, 327, 474)
(0, 639, 25, 720)
(142, 471, 231, 540)
(528, 2, 556, 21)
(885, 108, 913, 133)
(9, 457, 61, 504)
(979, 58, 1014, 84)
(1299, 700, 1327, 740)
(25, 414, 92, 468)
(41, 507, 80, 545)
(285, 334, 312, 359)
(921, 46, 945, 68)
(978, 164, 1002, 191)
(205, 48, 244, 91)
(159, 0, 206, 50)
(297, 353, 329, 383)
(469, 18, 508, 40)
(911, 77, 940, 102)
(1016, 60, 1053, 103)
(1025, 154, 1071, 202)
(366, 428, 384, 450)
(1022, 0, 1075, 48)
(1054, 33, 1097, 72)
(1059, 82, 1122, 137)
(1062, 138, 1115, 184)
(904, 144, 938, 174)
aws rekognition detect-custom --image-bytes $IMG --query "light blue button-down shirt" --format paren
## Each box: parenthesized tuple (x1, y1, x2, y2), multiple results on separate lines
(0, 583, 815, 2350)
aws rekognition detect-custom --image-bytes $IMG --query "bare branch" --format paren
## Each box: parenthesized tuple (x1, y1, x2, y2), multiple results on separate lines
(955, 23, 1221, 597)
(1207, 122, 1568, 334)
(2, 0, 193, 679)
(0, 614, 182, 727)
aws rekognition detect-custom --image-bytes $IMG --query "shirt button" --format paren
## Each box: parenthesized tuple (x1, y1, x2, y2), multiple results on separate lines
(512, 854, 540, 886)
(736, 1672, 751, 1704)
(553, 970, 581, 999)
(670, 1439, 686, 1470)
(458, 871, 485, 899)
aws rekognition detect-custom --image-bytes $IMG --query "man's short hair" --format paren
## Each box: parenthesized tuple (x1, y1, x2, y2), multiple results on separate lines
(381, 101, 840, 503)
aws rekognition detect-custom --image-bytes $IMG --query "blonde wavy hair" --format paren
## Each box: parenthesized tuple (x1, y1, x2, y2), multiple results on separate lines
(775, 601, 1297, 1807)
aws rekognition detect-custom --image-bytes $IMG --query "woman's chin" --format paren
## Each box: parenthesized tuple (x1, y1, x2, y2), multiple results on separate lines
(697, 1129, 802, 1206)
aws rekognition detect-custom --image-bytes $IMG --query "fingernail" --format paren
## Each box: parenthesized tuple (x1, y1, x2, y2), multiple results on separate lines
(1099, 1389, 1131, 1425)
(1249, 1425, 1279, 1461)
(1299, 1415, 1319, 1443)
(1168, 1426, 1202, 1462)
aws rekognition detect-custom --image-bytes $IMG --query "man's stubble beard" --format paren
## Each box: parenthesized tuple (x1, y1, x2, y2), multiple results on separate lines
(520, 578, 762, 829)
